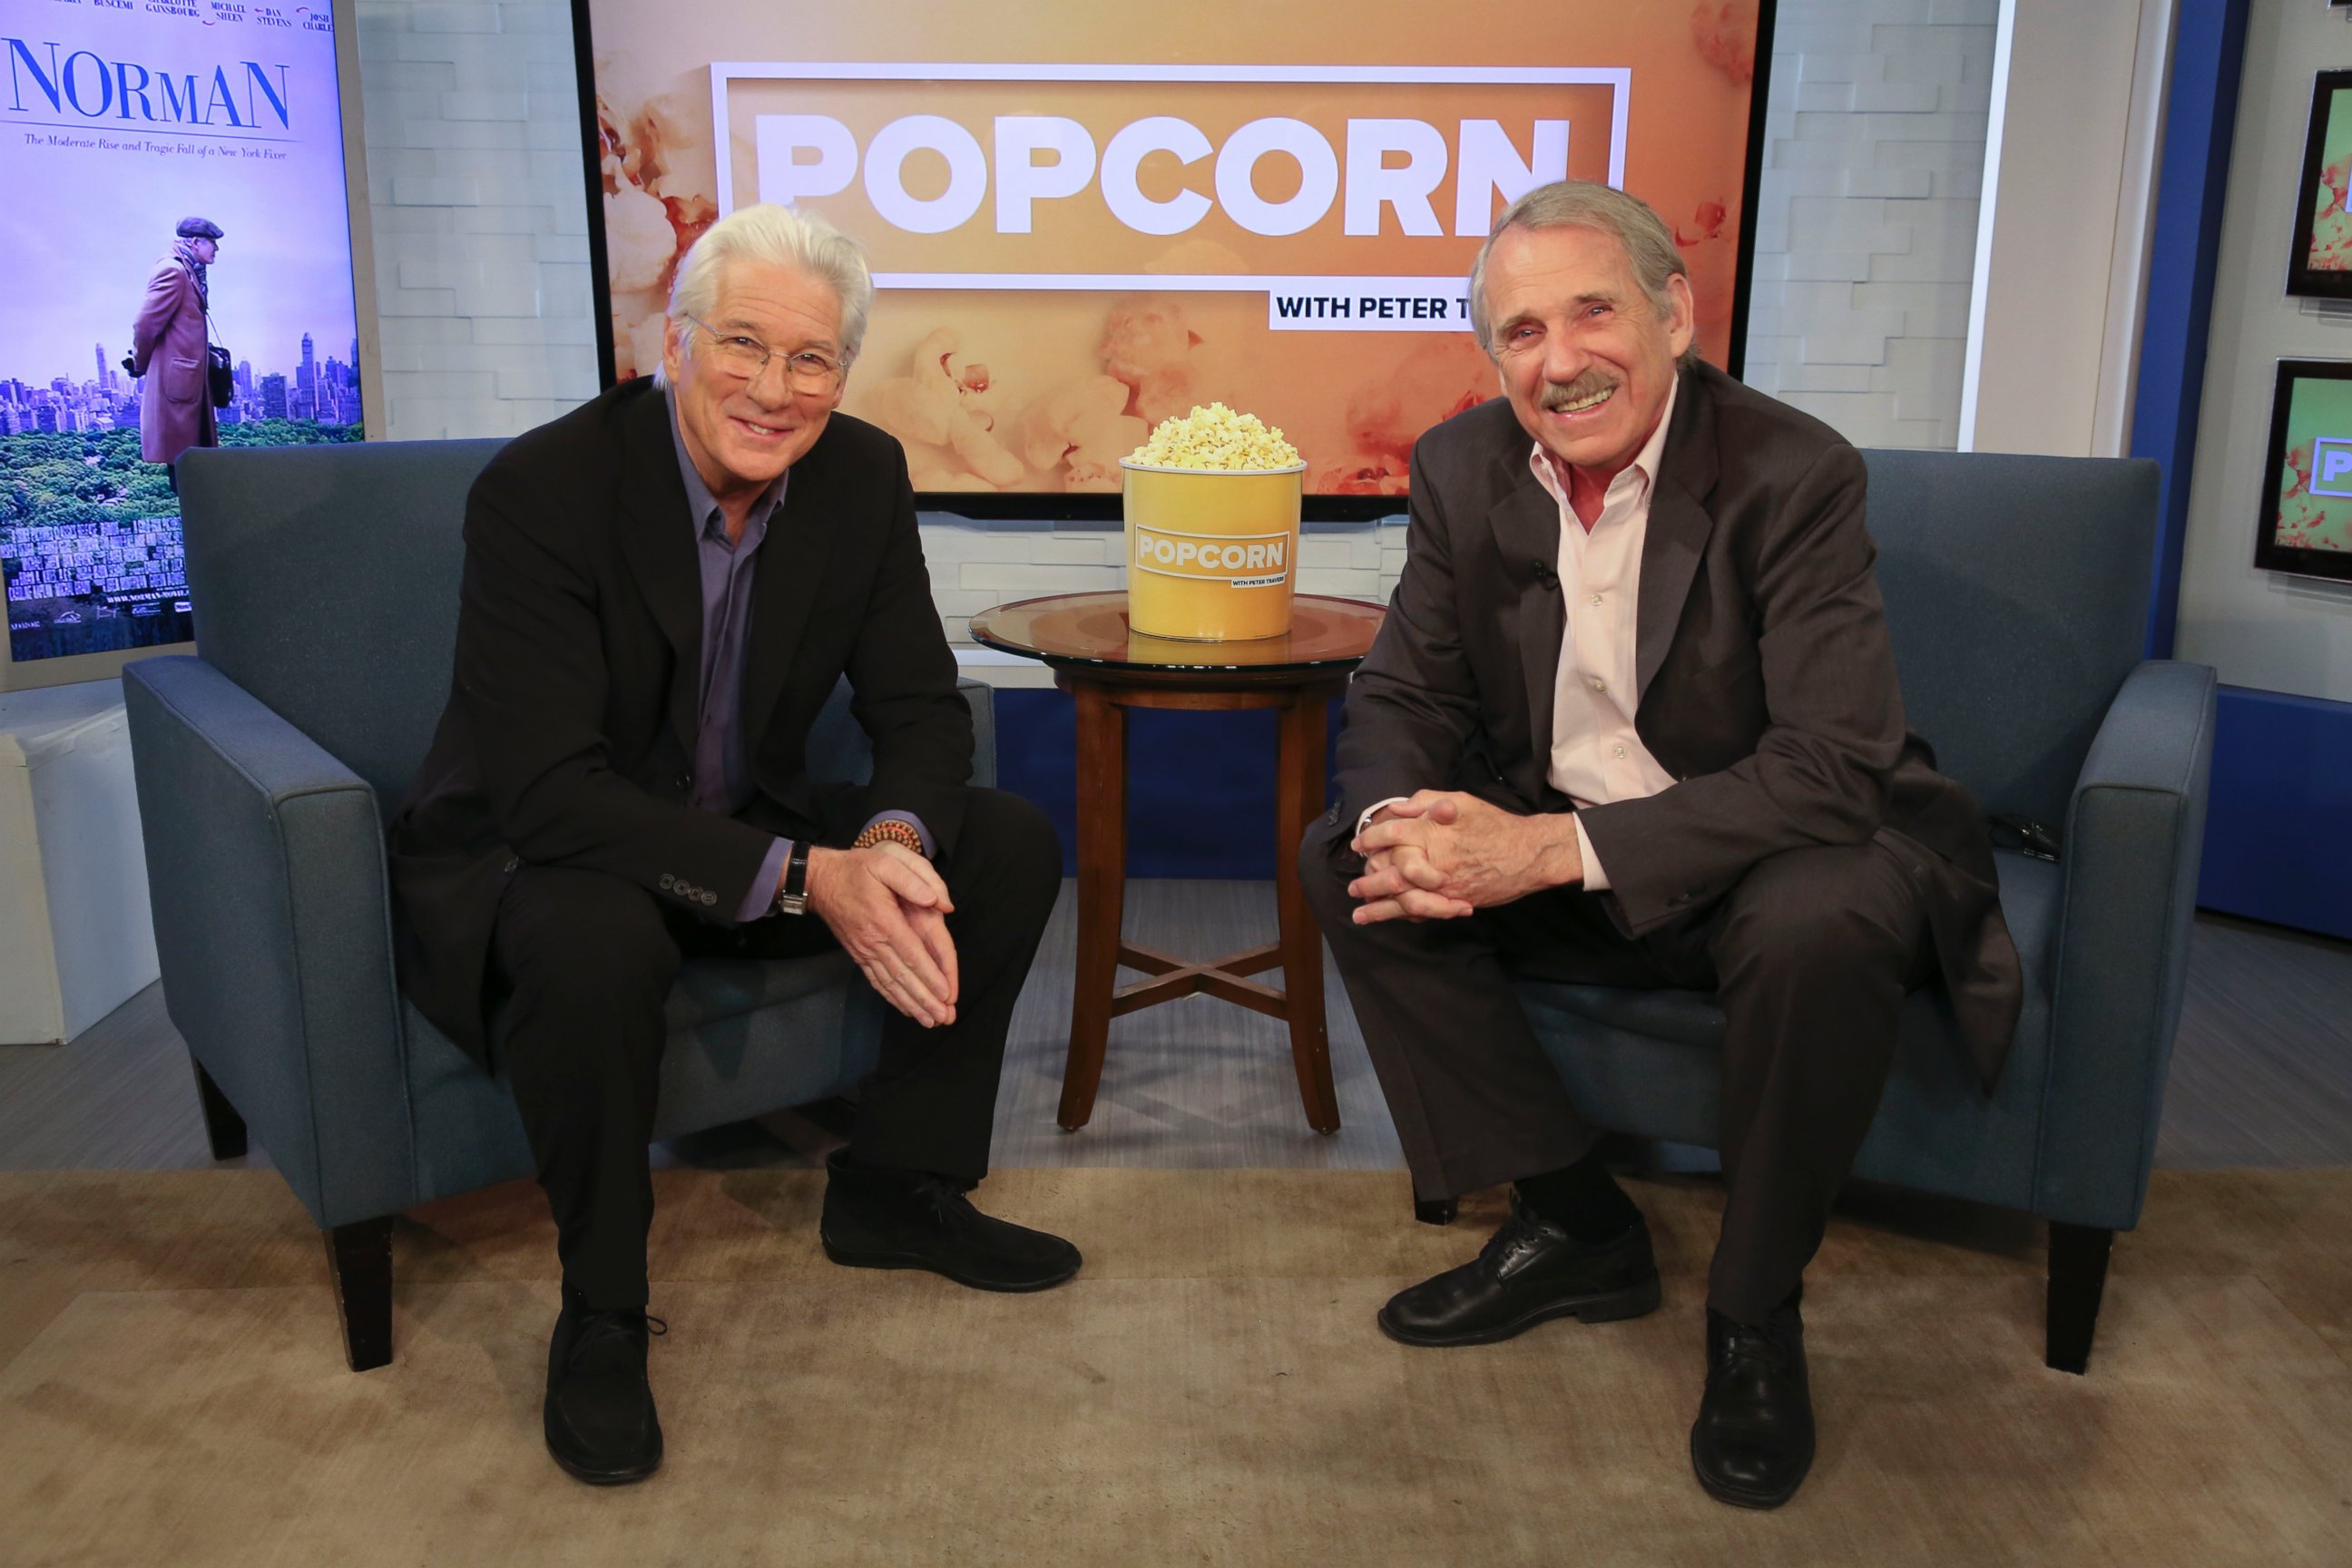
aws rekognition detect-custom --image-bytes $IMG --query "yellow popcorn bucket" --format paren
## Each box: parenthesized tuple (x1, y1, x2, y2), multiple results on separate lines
(1120, 458, 1308, 641)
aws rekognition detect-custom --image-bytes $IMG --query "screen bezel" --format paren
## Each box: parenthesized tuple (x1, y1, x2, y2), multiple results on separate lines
(2254, 358, 2352, 584)
(0, 0, 384, 693)
(569, 3, 1779, 521)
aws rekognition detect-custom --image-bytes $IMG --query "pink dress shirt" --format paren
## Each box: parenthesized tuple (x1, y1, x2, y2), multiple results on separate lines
(1529, 380, 1681, 892)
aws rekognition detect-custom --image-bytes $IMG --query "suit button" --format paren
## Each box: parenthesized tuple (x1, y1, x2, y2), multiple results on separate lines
(678, 772, 692, 791)
(660, 874, 675, 890)
(503, 857, 519, 873)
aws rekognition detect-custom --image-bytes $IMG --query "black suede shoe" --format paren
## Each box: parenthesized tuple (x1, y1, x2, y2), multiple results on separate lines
(819, 1149, 1082, 1291)
(1377, 1191, 1660, 1348)
(1690, 1299, 1815, 1509)
(544, 1287, 665, 1486)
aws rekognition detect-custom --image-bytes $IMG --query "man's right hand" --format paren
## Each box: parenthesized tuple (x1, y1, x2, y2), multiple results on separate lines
(803, 843, 960, 1027)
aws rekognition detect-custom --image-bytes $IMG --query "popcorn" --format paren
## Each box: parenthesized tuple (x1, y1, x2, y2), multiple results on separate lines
(1127, 401, 1302, 471)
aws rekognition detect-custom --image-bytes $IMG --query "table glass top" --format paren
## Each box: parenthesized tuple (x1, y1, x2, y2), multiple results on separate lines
(968, 592, 1386, 672)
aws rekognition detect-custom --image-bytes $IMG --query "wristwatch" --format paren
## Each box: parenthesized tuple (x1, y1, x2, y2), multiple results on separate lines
(775, 840, 812, 916)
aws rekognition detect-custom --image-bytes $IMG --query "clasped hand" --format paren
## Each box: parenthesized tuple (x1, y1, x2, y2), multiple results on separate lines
(1347, 790, 1581, 925)
(805, 843, 958, 1027)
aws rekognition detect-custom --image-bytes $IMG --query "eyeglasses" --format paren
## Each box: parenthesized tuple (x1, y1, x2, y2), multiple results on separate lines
(681, 314, 847, 391)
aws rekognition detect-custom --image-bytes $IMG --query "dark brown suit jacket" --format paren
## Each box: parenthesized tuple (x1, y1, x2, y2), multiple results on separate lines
(1331, 361, 2022, 1084)
(387, 378, 972, 1063)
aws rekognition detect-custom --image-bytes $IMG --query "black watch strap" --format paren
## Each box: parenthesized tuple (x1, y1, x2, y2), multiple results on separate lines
(776, 839, 812, 916)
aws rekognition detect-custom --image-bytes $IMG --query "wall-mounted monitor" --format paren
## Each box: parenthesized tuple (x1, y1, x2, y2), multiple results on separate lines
(571, 2, 1775, 518)
(2288, 69, 2352, 299)
(0, 0, 375, 691)
(2256, 358, 2352, 583)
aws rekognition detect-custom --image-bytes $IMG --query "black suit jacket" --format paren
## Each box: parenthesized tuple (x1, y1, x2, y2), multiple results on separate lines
(387, 379, 972, 1063)
(1332, 361, 2022, 1084)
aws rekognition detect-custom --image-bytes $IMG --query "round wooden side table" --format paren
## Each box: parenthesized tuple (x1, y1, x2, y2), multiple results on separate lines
(968, 591, 1387, 1135)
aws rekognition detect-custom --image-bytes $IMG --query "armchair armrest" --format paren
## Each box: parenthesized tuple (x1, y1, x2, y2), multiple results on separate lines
(2034, 659, 2218, 1228)
(122, 656, 414, 1228)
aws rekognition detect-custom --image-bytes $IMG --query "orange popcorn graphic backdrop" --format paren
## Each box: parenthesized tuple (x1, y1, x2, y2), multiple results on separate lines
(574, 0, 1772, 514)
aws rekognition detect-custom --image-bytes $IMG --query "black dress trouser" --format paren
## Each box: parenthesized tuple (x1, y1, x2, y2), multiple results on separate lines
(1298, 816, 1937, 1325)
(490, 788, 1063, 1308)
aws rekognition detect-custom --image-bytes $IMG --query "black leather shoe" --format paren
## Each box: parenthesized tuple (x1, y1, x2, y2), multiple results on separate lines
(544, 1287, 665, 1485)
(1377, 1191, 1660, 1348)
(1690, 1300, 1815, 1509)
(820, 1149, 1082, 1291)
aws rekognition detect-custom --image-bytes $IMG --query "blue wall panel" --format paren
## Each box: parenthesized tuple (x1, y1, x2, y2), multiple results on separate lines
(994, 688, 1343, 879)
(2196, 686, 2352, 940)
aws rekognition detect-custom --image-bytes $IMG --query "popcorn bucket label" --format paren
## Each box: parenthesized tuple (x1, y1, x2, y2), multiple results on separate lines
(1133, 525, 1290, 588)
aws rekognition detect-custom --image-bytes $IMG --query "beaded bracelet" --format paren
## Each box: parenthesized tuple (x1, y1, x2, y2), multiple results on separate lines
(852, 818, 927, 858)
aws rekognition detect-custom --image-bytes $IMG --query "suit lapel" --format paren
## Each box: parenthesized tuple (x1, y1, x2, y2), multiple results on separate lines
(1634, 368, 1720, 703)
(740, 427, 837, 757)
(1485, 452, 1566, 775)
(615, 387, 703, 750)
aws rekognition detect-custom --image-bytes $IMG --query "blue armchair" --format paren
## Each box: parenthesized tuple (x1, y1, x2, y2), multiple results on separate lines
(1508, 450, 2214, 1374)
(122, 437, 995, 1370)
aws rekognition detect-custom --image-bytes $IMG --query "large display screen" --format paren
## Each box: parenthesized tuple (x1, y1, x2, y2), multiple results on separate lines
(573, 2, 1771, 516)
(0, 0, 366, 662)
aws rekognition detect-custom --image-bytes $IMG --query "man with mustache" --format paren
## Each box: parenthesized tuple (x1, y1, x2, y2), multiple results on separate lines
(388, 202, 1075, 1485)
(1298, 181, 2019, 1508)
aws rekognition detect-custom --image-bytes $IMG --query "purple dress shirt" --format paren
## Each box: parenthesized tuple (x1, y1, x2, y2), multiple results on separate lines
(666, 394, 930, 922)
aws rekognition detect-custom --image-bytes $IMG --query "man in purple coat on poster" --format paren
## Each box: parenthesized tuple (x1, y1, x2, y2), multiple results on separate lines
(128, 217, 222, 485)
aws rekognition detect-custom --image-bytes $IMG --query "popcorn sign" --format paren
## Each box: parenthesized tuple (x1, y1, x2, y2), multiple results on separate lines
(1132, 525, 1290, 587)
(714, 63, 1627, 333)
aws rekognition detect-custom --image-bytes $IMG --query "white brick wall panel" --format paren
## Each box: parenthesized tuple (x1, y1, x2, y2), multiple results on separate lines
(473, 315, 596, 346)
(493, 368, 583, 400)
(403, 119, 533, 152)
(1296, 568, 1383, 597)
(376, 286, 461, 318)
(1029, 538, 1110, 565)
(1778, 363, 1877, 394)
(407, 4, 501, 32)
(440, 90, 530, 122)
(1798, 332, 1890, 367)
(452, 206, 560, 235)
(361, 60, 459, 92)
(388, 175, 484, 207)
(496, 3, 572, 33)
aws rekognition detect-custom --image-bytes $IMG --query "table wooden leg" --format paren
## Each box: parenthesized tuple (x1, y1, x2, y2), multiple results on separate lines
(1060, 681, 1127, 1130)
(1275, 690, 1342, 1134)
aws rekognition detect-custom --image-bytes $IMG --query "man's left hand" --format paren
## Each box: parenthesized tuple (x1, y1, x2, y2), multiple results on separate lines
(1348, 791, 1582, 924)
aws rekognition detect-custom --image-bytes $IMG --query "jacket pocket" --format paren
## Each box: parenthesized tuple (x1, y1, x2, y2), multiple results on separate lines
(164, 356, 203, 405)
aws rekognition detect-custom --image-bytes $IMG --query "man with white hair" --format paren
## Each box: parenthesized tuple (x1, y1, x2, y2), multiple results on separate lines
(388, 203, 1074, 1485)
(1299, 181, 2021, 1508)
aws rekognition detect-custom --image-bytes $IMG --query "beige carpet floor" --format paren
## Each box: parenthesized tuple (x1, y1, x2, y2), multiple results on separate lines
(3, 1167, 2349, 1567)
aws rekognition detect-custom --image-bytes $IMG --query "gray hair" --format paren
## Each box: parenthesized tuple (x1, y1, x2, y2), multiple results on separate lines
(660, 202, 875, 382)
(1466, 181, 1698, 366)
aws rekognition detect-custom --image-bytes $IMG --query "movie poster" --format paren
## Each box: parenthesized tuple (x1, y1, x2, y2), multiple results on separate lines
(0, 0, 365, 662)
(579, 1, 1762, 501)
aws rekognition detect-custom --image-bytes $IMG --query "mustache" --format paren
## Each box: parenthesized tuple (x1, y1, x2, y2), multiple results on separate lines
(1539, 371, 1619, 410)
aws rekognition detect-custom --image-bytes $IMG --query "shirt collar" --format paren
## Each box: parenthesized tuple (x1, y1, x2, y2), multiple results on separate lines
(1528, 373, 1681, 512)
(666, 387, 789, 545)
